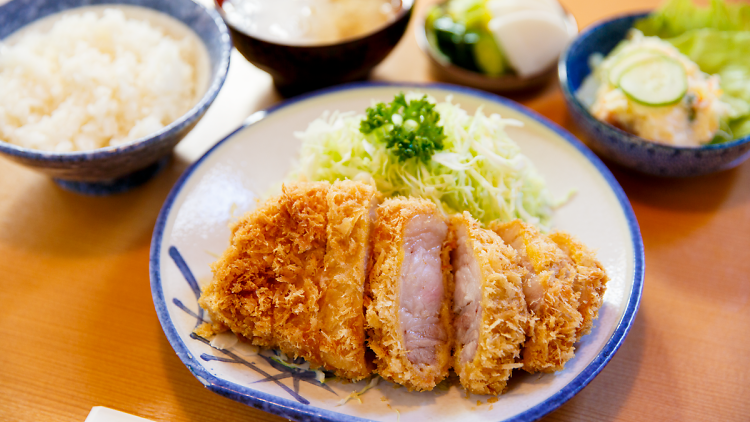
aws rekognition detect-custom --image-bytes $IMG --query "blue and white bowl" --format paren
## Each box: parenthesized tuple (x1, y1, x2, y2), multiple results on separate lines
(559, 13, 750, 178)
(0, 0, 231, 195)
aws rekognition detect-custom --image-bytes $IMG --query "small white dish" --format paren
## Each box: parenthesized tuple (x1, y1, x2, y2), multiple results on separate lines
(85, 407, 154, 422)
(150, 82, 644, 422)
(417, 4, 578, 93)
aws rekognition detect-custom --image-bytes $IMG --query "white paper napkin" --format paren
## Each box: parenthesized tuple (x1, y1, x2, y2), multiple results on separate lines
(84, 407, 155, 422)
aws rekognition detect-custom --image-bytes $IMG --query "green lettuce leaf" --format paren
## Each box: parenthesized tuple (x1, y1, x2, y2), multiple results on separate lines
(635, 0, 750, 38)
(668, 29, 750, 137)
(635, 0, 750, 139)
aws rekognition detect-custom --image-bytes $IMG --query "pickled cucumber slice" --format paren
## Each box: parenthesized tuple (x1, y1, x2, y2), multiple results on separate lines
(472, 31, 507, 75)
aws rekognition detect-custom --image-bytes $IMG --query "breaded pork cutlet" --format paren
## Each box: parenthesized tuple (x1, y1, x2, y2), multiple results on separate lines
(198, 180, 378, 380)
(549, 232, 608, 340)
(490, 219, 582, 373)
(198, 182, 329, 356)
(317, 180, 380, 378)
(365, 197, 453, 391)
(450, 212, 528, 395)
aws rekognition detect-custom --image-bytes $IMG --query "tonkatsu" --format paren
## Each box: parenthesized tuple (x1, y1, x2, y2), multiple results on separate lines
(549, 231, 608, 340)
(451, 212, 528, 395)
(490, 219, 583, 373)
(198, 180, 378, 380)
(365, 197, 453, 391)
(196, 180, 609, 393)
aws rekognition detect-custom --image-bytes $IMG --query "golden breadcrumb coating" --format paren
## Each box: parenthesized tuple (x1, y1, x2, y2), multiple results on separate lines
(490, 219, 582, 373)
(549, 232, 609, 339)
(198, 181, 378, 380)
(199, 182, 329, 352)
(317, 180, 380, 379)
(365, 197, 453, 391)
(450, 212, 528, 395)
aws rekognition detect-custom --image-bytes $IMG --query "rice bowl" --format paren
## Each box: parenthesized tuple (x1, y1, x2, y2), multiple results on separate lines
(0, 0, 230, 194)
(0, 7, 209, 152)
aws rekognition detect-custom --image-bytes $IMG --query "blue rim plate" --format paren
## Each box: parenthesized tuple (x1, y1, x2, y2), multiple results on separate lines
(149, 82, 644, 422)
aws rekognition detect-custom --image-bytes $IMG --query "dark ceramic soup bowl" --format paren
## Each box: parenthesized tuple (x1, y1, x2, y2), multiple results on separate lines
(215, 0, 414, 97)
(0, 0, 231, 195)
(559, 13, 750, 177)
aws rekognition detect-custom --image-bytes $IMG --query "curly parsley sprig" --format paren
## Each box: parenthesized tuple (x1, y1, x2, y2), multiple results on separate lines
(359, 93, 446, 163)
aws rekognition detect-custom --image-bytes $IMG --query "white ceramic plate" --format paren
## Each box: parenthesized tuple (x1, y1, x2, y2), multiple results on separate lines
(150, 82, 644, 422)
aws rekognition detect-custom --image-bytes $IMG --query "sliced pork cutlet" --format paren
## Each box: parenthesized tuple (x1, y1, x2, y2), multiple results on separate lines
(198, 181, 378, 380)
(490, 219, 583, 373)
(366, 197, 453, 391)
(549, 231, 608, 340)
(198, 181, 329, 362)
(317, 180, 380, 380)
(451, 212, 528, 395)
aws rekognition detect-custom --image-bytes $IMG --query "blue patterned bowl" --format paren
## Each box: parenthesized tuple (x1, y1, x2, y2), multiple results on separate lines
(559, 13, 750, 178)
(0, 0, 231, 195)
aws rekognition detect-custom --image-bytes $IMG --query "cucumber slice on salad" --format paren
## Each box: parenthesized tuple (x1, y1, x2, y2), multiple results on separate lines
(608, 48, 665, 86)
(618, 56, 688, 106)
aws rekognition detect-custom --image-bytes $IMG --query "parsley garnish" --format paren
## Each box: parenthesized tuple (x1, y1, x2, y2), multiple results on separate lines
(359, 93, 446, 163)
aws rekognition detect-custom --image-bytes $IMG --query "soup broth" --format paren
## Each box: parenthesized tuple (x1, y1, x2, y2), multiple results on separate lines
(220, 0, 403, 46)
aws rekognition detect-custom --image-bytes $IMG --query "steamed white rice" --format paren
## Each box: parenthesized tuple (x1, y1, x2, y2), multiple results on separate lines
(0, 8, 200, 152)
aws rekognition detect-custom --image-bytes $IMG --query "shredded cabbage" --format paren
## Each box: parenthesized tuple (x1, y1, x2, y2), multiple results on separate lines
(270, 352, 327, 384)
(337, 377, 380, 406)
(289, 94, 553, 229)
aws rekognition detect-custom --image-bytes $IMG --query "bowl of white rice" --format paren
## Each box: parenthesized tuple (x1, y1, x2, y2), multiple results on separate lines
(0, 0, 231, 194)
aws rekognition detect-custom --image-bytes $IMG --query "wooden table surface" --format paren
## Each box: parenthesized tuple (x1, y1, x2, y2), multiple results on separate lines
(2, 0, 749, 421)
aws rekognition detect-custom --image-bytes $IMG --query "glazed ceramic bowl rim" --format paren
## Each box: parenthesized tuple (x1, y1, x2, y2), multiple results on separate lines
(416, 2, 578, 84)
(214, 0, 415, 48)
(0, 0, 232, 163)
(558, 11, 750, 153)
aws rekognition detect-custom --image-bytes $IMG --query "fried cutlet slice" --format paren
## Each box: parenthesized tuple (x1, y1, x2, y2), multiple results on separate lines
(490, 219, 583, 373)
(451, 212, 528, 395)
(198, 180, 378, 380)
(199, 181, 329, 353)
(365, 197, 453, 391)
(549, 231, 609, 340)
(317, 180, 380, 379)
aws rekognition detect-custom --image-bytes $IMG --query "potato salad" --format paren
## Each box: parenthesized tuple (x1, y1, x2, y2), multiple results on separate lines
(576, 30, 729, 147)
